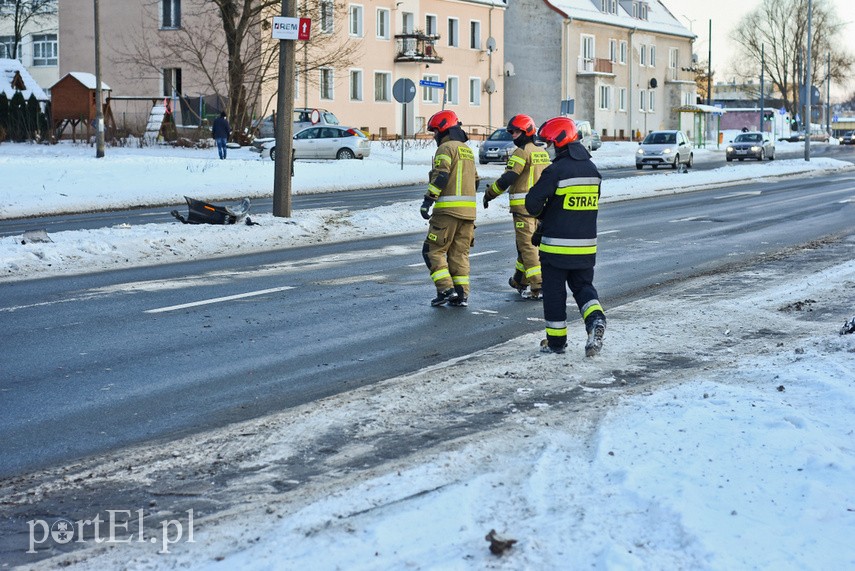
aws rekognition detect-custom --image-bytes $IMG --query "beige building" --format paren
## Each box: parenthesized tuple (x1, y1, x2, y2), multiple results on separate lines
(0, 0, 58, 96)
(58, 0, 505, 138)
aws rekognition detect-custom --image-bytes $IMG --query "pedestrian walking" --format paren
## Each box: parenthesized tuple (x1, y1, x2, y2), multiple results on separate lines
(525, 117, 606, 356)
(212, 111, 231, 160)
(482, 114, 551, 299)
(420, 110, 479, 307)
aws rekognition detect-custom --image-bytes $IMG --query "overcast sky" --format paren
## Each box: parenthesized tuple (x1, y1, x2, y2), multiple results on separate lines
(662, 0, 855, 99)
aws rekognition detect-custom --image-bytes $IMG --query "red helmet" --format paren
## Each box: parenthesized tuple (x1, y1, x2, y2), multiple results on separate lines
(427, 110, 460, 133)
(506, 114, 536, 136)
(537, 117, 578, 148)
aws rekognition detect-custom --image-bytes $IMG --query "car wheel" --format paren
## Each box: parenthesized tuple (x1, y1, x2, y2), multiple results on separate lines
(636, 164, 643, 170)
(651, 164, 658, 170)
(726, 157, 733, 162)
(336, 148, 356, 160)
(687, 153, 694, 168)
(672, 154, 680, 169)
(769, 152, 775, 160)
(738, 158, 744, 161)
(269, 147, 276, 161)
(759, 149, 765, 161)
(480, 159, 488, 165)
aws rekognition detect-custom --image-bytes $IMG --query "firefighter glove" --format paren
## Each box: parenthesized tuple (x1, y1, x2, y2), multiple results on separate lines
(483, 193, 491, 209)
(531, 223, 543, 247)
(420, 197, 433, 220)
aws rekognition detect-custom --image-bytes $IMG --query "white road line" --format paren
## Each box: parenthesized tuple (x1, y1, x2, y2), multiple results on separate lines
(145, 286, 294, 314)
(406, 250, 498, 268)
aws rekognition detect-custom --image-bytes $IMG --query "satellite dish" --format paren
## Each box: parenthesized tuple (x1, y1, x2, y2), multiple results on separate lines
(486, 37, 497, 54)
(648, 78, 658, 89)
(504, 62, 515, 77)
(484, 78, 496, 94)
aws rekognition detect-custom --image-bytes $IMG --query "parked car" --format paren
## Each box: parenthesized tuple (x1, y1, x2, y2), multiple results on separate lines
(842, 131, 855, 145)
(254, 108, 340, 138)
(726, 132, 775, 161)
(635, 130, 693, 169)
(250, 125, 370, 161)
(575, 120, 598, 152)
(479, 128, 515, 164)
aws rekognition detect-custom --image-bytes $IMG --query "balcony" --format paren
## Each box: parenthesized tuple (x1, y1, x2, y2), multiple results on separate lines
(577, 57, 614, 74)
(394, 32, 443, 64)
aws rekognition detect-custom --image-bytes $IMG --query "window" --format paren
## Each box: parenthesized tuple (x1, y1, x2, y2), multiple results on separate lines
(639, 90, 646, 112)
(320, 68, 334, 100)
(447, 76, 459, 105)
(619, 40, 627, 64)
(599, 85, 611, 110)
(609, 39, 617, 63)
(374, 71, 391, 102)
(640, 45, 647, 66)
(469, 77, 481, 105)
(402, 12, 414, 33)
(422, 74, 440, 103)
(350, 69, 362, 101)
(349, 5, 363, 37)
(469, 21, 481, 50)
(682, 91, 693, 106)
(425, 14, 437, 36)
(650, 45, 656, 67)
(376, 8, 390, 39)
(669, 47, 679, 70)
(618, 87, 626, 111)
(320, 1, 333, 33)
(648, 89, 655, 112)
(163, 68, 181, 97)
(447, 18, 458, 47)
(600, 0, 617, 14)
(161, 0, 180, 29)
(0, 35, 20, 60)
(581, 35, 594, 70)
(32, 34, 58, 66)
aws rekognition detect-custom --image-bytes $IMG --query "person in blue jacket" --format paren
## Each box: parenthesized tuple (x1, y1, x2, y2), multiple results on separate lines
(525, 116, 606, 356)
(212, 112, 231, 160)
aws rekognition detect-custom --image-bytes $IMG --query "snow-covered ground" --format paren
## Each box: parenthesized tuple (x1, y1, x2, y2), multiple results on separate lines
(3, 136, 855, 570)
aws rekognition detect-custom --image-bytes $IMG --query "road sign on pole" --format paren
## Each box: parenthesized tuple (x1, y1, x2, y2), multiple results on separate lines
(418, 79, 445, 89)
(272, 16, 311, 40)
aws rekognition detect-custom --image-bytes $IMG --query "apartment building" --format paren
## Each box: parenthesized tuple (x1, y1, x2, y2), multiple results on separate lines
(58, 0, 505, 138)
(0, 0, 58, 95)
(504, 0, 696, 139)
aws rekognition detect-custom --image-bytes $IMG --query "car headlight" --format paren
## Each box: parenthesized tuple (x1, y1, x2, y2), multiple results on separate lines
(726, 146, 734, 152)
(637, 149, 644, 155)
(663, 148, 672, 154)
(751, 146, 761, 152)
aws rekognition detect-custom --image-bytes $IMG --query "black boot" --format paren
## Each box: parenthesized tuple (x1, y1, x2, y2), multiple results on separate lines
(431, 288, 459, 307)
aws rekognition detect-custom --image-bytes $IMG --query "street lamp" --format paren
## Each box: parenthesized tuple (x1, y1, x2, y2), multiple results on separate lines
(681, 14, 696, 33)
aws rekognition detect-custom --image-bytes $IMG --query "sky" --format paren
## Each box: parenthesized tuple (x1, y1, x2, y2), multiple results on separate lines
(1, 139, 854, 569)
(663, 0, 855, 98)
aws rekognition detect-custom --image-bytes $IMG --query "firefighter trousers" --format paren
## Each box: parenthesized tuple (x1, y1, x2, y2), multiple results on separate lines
(422, 212, 475, 296)
(541, 263, 605, 349)
(512, 213, 542, 290)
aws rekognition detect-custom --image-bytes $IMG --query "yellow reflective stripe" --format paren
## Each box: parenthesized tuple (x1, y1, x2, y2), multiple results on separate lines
(458, 146, 474, 161)
(509, 199, 526, 206)
(434, 153, 452, 167)
(427, 184, 442, 196)
(546, 326, 567, 336)
(452, 276, 469, 285)
(434, 200, 477, 209)
(540, 244, 597, 255)
(515, 261, 526, 271)
(582, 301, 603, 320)
(431, 268, 451, 282)
(490, 181, 504, 195)
(508, 155, 526, 168)
(525, 266, 542, 278)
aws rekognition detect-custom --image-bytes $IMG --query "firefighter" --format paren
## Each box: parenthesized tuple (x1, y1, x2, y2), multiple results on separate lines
(525, 117, 606, 356)
(420, 110, 479, 307)
(482, 114, 551, 299)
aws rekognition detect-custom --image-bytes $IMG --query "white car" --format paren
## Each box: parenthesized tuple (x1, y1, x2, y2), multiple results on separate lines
(251, 125, 371, 161)
(636, 130, 694, 170)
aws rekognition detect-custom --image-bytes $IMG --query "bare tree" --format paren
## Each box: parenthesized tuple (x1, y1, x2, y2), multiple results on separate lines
(730, 0, 854, 115)
(114, 0, 359, 138)
(0, 0, 56, 59)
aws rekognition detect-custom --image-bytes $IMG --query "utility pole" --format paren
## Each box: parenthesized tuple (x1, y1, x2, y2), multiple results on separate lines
(706, 19, 712, 106)
(804, 0, 812, 161)
(826, 52, 831, 136)
(759, 44, 765, 132)
(93, 0, 105, 158)
(273, 0, 296, 218)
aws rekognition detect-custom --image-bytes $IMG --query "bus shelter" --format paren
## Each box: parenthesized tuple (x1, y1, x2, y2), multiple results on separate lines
(674, 104, 726, 149)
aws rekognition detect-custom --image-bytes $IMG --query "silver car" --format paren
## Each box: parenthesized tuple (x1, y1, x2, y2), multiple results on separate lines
(636, 130, 694, 170)
(479, 128, 515, 164)
(254, 108, 340, 138)
(726, 132, 775, 161)
(254, 125, 371, 161)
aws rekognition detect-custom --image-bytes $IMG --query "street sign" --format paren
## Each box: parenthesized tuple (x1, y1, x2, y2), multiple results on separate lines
(418, 79, 445, 89)
(779, 107, 786, 115)
(393, 78, 416, 104)
(272, 17, 312, 40)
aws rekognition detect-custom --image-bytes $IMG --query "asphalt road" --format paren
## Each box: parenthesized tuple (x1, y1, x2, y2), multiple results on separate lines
(1, 168, 853, 479)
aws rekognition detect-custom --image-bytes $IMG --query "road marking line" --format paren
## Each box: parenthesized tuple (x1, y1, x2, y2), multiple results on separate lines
(145, 286, 294, 314)
(406, 250, 498, 268)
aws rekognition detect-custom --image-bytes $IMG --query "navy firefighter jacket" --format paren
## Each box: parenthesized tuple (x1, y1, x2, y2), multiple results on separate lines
(524, 141, 602, 270)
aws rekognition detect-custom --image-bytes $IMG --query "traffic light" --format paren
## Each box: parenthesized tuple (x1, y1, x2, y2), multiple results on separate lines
(763, 112, 773, 122)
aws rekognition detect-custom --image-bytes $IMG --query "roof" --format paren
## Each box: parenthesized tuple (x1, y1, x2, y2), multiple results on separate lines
(543, 0, 694, 40)
(0, 58, 48, 100)
(674, 104, 727, 114)
(52, 71, 111, 91)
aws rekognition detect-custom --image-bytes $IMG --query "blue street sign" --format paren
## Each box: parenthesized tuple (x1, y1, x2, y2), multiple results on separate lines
(779, 107, 786, 115)
(418, 80, 445, 89)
